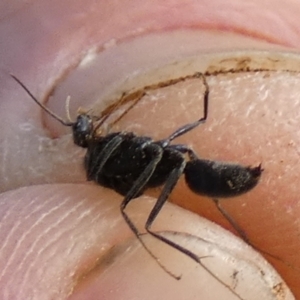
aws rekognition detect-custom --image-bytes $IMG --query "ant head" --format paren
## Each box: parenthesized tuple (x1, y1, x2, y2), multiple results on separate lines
(11, 74, 97, 148)
(72, 114, 94, 148)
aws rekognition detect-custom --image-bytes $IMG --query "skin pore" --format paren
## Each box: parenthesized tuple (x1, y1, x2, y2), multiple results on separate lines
(1, 1, 300, 299)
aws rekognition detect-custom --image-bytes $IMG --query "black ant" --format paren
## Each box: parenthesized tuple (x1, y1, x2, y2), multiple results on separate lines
(11, 73, 263, 299)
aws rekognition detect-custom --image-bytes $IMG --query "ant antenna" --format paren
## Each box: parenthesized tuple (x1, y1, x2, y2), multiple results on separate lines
(10, 74, 74, 127)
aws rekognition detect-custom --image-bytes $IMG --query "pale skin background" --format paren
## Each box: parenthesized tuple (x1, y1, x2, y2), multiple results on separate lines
(1, 0, 300, 299)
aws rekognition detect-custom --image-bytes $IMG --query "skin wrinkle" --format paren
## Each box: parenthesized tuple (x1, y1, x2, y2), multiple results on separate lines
(0, 200, 43, 264)
(0, 191, 25, 230)
(11, 197, 86, 281)
(1, 2, 297, 300)
(64, 202, 101, 257)
(0, 196, 70, 281)
(0, 137, 9, 185)
(0, 194, 46, 262)
(13, 191, 120, 299)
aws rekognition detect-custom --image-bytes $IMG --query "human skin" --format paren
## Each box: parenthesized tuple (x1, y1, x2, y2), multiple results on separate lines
(1, 0, 300, 299)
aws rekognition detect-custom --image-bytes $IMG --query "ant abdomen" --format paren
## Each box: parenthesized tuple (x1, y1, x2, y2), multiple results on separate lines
(184, 159, 263, 198)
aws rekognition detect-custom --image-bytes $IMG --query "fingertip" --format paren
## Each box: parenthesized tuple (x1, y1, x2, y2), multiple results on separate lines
(0, 184, 294, 300)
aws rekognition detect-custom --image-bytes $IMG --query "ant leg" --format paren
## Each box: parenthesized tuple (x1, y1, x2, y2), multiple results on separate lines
(102, 72, 209, 131)
(93, 90, 146, 133)
(108, 90, 146, 128)
(145, 155, 186, 229)
(96, 74, 197, 131)
(87, 134, 123, 180)
(120, 144, 183, 278)
(161, 73, 209, 145)
(212, 199, 249, 243)
(144, 155, 244, 300)
(96, 72, 208, 134)
(212, 199, 300, 272)
(121, 143, 163, 207)
(169, 144, 200, 160)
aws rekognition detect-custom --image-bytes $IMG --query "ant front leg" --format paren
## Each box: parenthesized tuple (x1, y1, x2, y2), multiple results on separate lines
(86, 134, 124, 180)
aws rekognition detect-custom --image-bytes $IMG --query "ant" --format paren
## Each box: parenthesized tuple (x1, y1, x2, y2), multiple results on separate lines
(11, 73, 263, 300)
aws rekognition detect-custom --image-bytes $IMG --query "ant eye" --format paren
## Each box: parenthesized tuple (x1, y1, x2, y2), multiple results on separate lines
(72, 115, 93, 148)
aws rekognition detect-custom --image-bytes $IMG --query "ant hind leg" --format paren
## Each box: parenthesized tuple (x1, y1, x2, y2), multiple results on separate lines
(144, 157, 245, 299)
